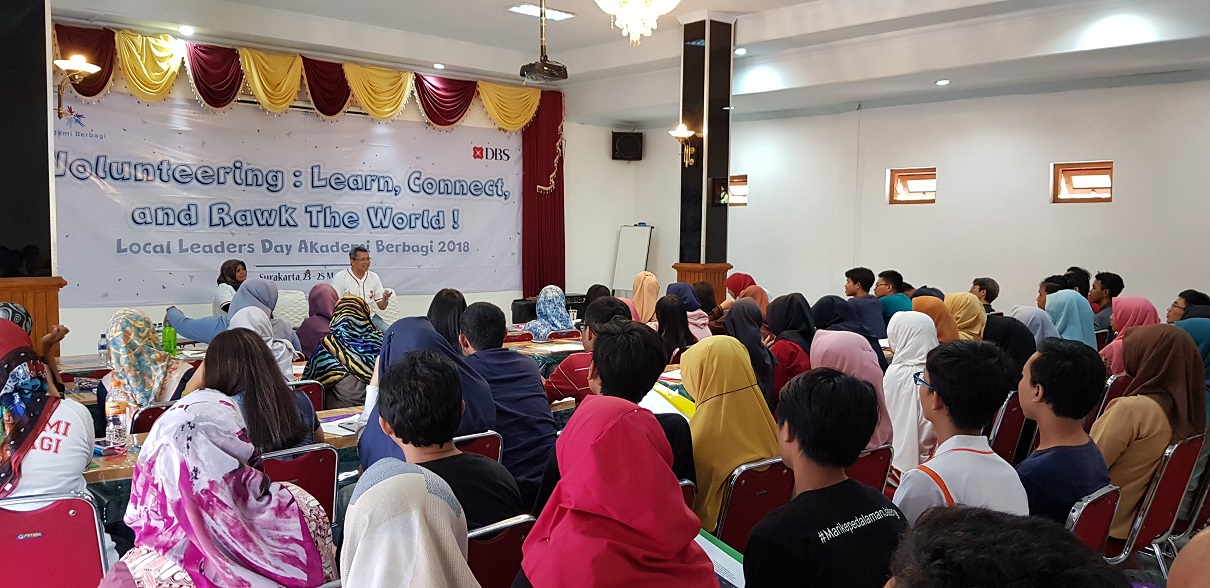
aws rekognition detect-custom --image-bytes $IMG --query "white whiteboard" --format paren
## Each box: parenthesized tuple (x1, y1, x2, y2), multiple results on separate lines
(612, 225, 653, 292)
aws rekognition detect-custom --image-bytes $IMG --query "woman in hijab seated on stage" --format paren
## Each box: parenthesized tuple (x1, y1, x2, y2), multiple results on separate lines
(304, 296, 383, 408)
(167, 277, 300, 349)
(211, 259, 246, 315)
(99, 390, 337, 588)
(515, 395, 716, 587)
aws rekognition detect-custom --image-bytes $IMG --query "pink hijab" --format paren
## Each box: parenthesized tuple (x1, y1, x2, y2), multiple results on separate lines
(296, 284, 339, 357)
(618, 297, 642, 321)
(125, 390, 326, 588)
(810, 330, 895, 451)
(1099, 296, 1161, 375)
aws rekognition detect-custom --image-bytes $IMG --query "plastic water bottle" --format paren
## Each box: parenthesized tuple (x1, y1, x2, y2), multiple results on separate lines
(162, 324, 177, 356)
(97, 334, 108, 368)
(104, 397, 128, 446)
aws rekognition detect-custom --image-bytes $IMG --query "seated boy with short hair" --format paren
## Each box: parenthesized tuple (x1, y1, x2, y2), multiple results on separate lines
(893, 341, 1029, 524)
(542, 297, 631, 402)
(377, 348, 523, 530)
(1016, 337, 1111, 523)
(745, 368, 908, 588)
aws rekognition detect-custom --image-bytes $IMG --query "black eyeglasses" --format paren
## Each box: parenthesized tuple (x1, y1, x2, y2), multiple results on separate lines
(913, 371, 935, 390)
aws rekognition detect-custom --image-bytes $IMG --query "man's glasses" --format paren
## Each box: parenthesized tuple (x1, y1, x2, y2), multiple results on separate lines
(913, 371, 935, 390)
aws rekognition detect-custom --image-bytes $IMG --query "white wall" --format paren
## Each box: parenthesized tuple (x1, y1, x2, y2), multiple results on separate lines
(727, 79, 1210, 312)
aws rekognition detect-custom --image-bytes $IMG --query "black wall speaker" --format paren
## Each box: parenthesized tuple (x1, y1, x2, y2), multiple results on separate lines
(612, 132, 644, 161)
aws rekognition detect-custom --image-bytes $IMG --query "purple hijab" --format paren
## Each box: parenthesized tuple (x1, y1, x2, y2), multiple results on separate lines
(297, 284, 339, 357)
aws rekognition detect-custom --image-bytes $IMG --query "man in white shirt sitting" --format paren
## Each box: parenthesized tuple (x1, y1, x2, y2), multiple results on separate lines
(330, 246, 393, 330)
(894, 340, 1029, 524)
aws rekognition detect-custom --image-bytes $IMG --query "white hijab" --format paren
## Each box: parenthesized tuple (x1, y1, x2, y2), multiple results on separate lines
(229, 306, 295, 381)
(341, 458, 481, 588)
(1008, 305, 1061, 346)
(883, 311, 939, 475)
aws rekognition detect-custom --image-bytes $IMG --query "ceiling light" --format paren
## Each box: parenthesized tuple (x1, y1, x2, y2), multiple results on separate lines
(734, 47, 747, 56)
(508, 3, 576, 21)
(597, 0, 681, 46)
(935, 79, 951, 86)
(178, 25, 195, 36)
(433, 63, 446, 70)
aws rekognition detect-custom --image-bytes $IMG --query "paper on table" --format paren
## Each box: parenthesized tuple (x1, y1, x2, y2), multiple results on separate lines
(878, 339, 890, 350)
(292, 364, 307, 377)
(320, 414, 360, 437)
(695, 531, 744, 588)
(535, 342, 584, 352)
(639, 390, 681, 416)
(660, 369, 682, 381)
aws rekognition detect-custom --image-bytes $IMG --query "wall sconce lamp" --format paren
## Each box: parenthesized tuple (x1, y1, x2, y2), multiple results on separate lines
(668, 123, 697, 168)
(53, 54, 100, 119)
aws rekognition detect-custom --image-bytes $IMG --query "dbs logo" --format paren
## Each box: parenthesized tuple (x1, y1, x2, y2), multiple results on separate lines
(472, 146, 511, 161)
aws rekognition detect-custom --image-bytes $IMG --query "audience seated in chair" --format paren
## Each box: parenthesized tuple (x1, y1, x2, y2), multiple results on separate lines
(542, 297, 630, 403)
(374, 348, 522, 531)
(969, 277, 1000, 314)
(99, 390, 337, 587)
(894, 341, 1028, 524)
(744, 368, 908, 588)
(340, 459, 479, 588)
(844, 267, 887, 339)
(765, 293, 816, 404)
(459, 302, 557, 510)
(532, 319, 695, 515)
(887, 506, 1129, 588)
(296, 283, 338, 358)
(875, 270, 914, 322)
(167, 277, 300, 349)
(98, 308, 196, 409)
(428, 288, 468, 349)
(1015, 338, 1110, 524)
(1091, 324, 1206, 540)
(303, 296, 383, 409)
(883, 312, 940, 476)
(1090, 272, 1125, 332)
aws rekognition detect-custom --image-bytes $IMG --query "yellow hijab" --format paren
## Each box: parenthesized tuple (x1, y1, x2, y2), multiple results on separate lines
(944, 292, 987, 341)
(632, 271, 660, 323)
(682, 336, 779, 531)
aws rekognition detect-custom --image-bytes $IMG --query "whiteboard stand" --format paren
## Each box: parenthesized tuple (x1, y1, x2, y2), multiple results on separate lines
(612, 225, 653, 292)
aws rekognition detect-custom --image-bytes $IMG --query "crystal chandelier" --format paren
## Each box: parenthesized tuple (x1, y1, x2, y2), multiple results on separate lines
(595, 0, 681, 46)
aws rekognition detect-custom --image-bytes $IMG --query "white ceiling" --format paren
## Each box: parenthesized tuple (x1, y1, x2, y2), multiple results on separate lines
(51, 0, 1210, 127)
(224, 0, 802, 53)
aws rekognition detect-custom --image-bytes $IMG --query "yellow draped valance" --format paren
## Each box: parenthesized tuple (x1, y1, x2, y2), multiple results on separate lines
(342, 64, 413, 120)
(115, 30, 183, 102)
(238, 47, 303, 113)
(478, 82, 542, 131)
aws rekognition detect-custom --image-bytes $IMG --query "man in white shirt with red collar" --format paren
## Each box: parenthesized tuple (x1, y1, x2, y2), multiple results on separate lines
(331, 246, 393, 330)
(894, 340, 1029, 524)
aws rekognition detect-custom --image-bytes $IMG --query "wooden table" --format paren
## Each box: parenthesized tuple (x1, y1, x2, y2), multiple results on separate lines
(85, 406, 364, 484)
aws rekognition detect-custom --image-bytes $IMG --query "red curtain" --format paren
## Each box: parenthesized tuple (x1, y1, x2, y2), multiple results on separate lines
(301, 57, 351, 117)
(185, 42, 244, 109)
(413, 74, 477, 127)
(521, 91, 566, 297)
(53, 24, 115, 97)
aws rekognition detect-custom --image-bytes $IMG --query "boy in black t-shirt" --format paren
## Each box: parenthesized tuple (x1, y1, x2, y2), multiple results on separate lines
(377, 349, 523, 530)
(1015, 338, 1110, 523)
(744, 368, 908, 588)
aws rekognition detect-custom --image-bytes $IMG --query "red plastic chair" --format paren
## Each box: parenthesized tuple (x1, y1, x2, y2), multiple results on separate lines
(0, 492, 107, 587)
(714, 457, 793, 554)
(1104, 434, 1205, 577)
(1083, 375, 1132, 432)
(504, 331, 534, 344)
(467, 514, 536, 588)
(1168, 461, 1210, 552)
(846, 445, 893, 493)
(1065, 484, 1120, 554)
(1094, 330, 1111, 351)
(680, 479, 697, 509)
(261, 443, 339, 520)
(288, 379, 324, 413)
(455, 430, 504, 462)
(130, 402, 173, 435)
(989, 392, 1025, 465)
(547, 330, 581, 340)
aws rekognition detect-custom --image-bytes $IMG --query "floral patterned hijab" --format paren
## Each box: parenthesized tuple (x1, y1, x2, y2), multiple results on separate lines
(104, 309, 188, 407)
(0, 320, 56, 499)
(524, 285, 574, 339)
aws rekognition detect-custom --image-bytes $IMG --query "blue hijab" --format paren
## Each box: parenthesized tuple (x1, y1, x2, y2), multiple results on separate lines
(166, 278, 301, 350)
(523, 286, 574, 339)
(1176, 318, 1210, 394)
(1044, 289, 1097, 349)
(359, 317, 496, 469)
(666, 282, 702, 312)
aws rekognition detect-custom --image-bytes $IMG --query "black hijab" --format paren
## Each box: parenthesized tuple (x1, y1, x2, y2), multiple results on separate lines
(693, 282, 720, 314)
(767, 293, 815, 355)
(724, 298, 777, 406)
(983, 314, 1037, 384)
(813, 295, 889, 371)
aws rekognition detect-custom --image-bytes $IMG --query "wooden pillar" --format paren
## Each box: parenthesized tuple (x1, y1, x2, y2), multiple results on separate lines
(674, 13, 734, 293)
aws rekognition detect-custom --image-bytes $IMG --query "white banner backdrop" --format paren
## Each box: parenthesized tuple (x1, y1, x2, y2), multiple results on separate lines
(53, 93, 522, 308)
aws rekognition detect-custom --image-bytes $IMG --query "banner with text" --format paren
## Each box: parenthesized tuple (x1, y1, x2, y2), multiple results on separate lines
(53, 93, 522, 307)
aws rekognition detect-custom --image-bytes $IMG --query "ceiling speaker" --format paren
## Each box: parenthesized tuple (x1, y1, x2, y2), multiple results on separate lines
(612, 132, 643, 161)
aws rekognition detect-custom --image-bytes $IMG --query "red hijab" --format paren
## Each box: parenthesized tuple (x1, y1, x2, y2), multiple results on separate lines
(725, 273, 756, 298)
(521, 395, 715, 586)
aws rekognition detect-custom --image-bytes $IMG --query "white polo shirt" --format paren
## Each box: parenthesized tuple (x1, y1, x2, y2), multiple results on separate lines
(330, 269, 389, 315)
(893, 434, 1029, 525)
